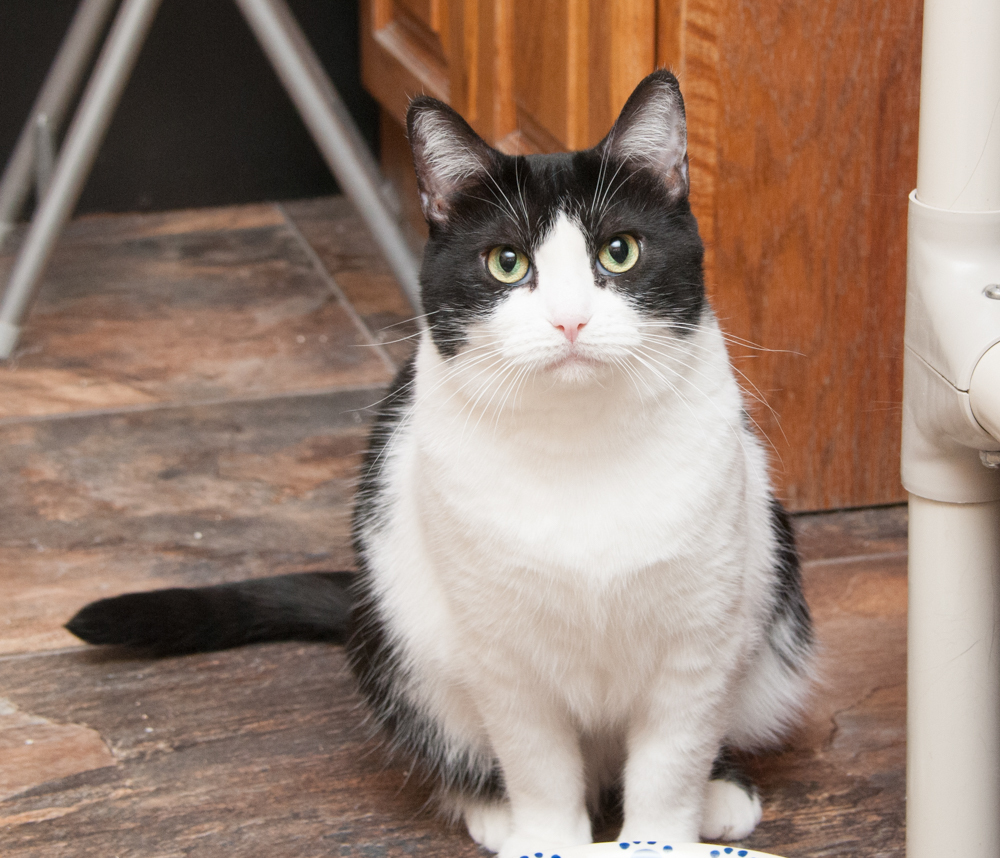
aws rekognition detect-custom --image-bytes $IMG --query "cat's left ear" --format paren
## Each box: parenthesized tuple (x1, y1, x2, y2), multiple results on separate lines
(600, 70, 689, 200)
(407, 97, 496, 226)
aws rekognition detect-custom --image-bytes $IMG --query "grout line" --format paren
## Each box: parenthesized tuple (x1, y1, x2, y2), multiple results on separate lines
(802, 549, 908, 568)
(0, 382, 390, 428)
(276, 202, 398, 377)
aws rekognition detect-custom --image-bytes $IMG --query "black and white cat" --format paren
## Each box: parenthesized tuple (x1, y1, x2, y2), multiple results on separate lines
(68, 70, 814, 857)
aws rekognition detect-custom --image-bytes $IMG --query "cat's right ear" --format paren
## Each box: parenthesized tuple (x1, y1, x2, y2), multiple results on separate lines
(600, 70, 689, 201)
(407, 97, 494, 226)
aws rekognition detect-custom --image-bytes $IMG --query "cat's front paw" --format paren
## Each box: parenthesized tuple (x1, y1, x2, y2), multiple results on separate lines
(463, 799, 514, 853)
(699, 779, 762, 841)
(495, 812, 591, 858)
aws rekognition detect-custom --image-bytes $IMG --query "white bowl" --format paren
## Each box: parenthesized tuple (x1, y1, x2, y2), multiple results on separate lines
(517, 842, 785, 858)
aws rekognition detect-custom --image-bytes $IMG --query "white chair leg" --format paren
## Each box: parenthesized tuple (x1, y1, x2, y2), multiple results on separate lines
(0, 0, 120, 243)
(233, 0, 422, 311)
(0, 0, 164, 359)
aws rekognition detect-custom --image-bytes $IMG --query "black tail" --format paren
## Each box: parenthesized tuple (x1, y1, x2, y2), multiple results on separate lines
(66, 572, 353, 656)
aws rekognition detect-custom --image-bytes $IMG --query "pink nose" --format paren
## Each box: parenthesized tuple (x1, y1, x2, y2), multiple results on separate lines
(552, 318, 588, 343)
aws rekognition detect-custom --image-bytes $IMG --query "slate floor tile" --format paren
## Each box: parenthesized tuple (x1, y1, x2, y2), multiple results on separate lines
(0, 205, 392, 420)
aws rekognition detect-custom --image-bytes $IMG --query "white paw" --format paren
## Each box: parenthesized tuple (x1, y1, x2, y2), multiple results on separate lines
(464, 799, 514, 853)
(700, 779, 762, 841)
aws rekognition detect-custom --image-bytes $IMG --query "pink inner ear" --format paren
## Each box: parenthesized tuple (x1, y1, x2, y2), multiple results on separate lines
(420, 191, 450, 225)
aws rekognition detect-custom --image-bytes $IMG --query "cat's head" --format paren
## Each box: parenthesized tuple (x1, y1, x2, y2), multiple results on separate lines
(407, 70, 706, 393)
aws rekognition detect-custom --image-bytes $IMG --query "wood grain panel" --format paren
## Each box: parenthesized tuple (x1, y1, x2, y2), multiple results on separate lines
(587, 1, 657, 144)
(390, 0, 449, 63)
(658, 0, 721, 290)
(710, 0, 921, 509)
(511, 0, 656, 152)
(449, 0, 517, 143)
(511, 0, 586, 149)
(361, 0, 452, 125)
(396, 0, 445, 39)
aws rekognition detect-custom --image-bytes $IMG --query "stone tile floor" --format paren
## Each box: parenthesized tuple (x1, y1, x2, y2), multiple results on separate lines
(0, 198, 904, 857)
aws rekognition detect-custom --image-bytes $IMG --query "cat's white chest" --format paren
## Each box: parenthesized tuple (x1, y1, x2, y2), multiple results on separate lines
(410, 336, 749, 586)
(399, 380, 756, 722)
(416, 430, 725, 583)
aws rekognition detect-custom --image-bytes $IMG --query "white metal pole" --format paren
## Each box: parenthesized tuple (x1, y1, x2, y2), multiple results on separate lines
(907, 0, 1000, 856)
(0, 0, 163, 359)
(232, 0, 422, 311)
(0, 0, 120, 243)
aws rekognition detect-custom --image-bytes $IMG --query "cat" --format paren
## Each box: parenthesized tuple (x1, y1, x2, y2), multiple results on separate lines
(67, 69, 815, 858)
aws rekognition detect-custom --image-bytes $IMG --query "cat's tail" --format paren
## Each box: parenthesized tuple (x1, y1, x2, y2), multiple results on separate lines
(65, 572, 353, 655)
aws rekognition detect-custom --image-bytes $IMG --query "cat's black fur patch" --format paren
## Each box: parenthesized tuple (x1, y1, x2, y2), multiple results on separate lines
(65, 571, 353, 655)
(351, 355, 415, 532)
(765, 497, 815, 672)
(710, 746, 757, 797)
(348, 356, 505, 799)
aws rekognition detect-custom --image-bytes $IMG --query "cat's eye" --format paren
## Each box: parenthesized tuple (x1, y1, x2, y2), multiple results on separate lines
(486, 246, 530, 284)
(597, 234, 640, 275)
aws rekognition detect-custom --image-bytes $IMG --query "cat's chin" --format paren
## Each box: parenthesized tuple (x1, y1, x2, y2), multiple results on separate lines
(545, 352, 603, 385)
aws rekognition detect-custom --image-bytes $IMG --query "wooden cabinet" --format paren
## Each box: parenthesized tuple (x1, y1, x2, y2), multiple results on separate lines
(360, 0, 922, 512)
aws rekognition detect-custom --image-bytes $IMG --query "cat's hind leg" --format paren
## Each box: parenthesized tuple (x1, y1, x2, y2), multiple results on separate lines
(699, 748, 762, 841)
(727, 499, 816, 750)
(701, 501, 814, 842)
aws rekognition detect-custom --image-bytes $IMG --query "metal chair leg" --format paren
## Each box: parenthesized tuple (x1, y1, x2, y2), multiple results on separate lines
(0, 0, 163, 359)
(0, 0, 422, 359)
(233, 0, 422, 310)
(0, 0, 120, 244)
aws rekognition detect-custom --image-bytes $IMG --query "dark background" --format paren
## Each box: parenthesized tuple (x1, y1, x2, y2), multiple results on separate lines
(0, 0, 379, 216)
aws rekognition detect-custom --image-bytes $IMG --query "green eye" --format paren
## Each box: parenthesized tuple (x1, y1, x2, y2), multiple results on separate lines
(597, 234, 640, 274)
(486, 246, 530, 284)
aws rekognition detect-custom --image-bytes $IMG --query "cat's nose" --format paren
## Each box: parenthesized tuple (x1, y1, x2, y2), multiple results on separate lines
(552, 317, 588, 343)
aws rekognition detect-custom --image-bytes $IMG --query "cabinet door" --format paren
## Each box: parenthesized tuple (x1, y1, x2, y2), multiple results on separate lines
(702, 0, 919, 510)
(360, 0, 454, 122)
(504, 1, 657, 152)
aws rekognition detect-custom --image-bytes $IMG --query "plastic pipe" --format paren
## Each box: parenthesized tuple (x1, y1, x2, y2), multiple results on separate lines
(907, 497, 1000, 858)
(906, 0, 1000, 856)
(970, 341, 1000, 445)
(915, 0, 1000, 211)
